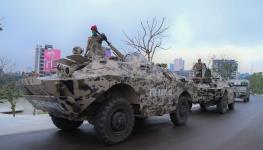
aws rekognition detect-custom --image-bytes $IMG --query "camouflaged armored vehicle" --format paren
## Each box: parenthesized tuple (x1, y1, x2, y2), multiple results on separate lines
(20, 41, 195, 144)
(191, 64, 235, 114)
(228, 79, 250, 102)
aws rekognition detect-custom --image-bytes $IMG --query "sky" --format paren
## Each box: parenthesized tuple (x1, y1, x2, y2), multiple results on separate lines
(0, 0, 263, 73)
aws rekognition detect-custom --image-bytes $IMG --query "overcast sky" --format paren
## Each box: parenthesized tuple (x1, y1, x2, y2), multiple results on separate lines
(0, 0, 262, 73)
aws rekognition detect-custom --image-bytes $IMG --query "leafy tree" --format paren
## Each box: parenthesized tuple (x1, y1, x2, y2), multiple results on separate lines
(0, 56, 22, 116)
(0, 82, 22, 117)
(249, 72, 263, 94)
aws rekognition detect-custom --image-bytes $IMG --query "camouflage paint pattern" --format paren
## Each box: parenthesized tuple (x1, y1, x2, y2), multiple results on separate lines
(20, 53, 194, 121)
(191, 71, 235, 105)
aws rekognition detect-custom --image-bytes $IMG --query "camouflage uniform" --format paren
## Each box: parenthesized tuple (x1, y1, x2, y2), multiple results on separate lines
(86, 35, 104, 57)
(193, 61, 206, 78)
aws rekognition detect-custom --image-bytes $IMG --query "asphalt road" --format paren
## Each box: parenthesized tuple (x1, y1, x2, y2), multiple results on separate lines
(0, 96, 263, 150)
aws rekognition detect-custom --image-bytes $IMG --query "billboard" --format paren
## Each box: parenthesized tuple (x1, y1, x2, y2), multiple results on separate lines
(44, 49, 61, 73)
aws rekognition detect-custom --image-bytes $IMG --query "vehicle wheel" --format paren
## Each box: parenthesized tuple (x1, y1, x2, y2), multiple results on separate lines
(244, 97, 250, 102)
(170, 96, 189, 125)
(228, 102, 235, 110)
(217, 92, 228, 114)
(94, 97, 134, 145)
(51, 116, 83, 130)
(199, 104, 207, 111)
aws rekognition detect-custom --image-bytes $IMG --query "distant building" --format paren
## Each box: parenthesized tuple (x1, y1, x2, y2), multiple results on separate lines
(169, 63, 175, 71)
(212, 59, 238, 79)
(174, 58, 185, 71)
(34, 45, 45, 76)
(35, 44, 61, 76)
(239, 73, 251, 80)
(175, 70, 193, 79)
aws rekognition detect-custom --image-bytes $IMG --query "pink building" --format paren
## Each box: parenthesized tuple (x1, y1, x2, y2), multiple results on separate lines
(44, 49, 61, 73)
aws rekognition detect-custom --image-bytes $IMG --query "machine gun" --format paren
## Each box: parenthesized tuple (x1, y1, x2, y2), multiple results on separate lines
(84, 27, 124, 60)
(95, 30, 124, 60)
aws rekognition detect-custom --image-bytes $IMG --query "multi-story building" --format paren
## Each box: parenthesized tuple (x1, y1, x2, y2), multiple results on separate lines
(174, 58, 185, 71)
(35, 44, 60, 76)
(34, 45, 45, 76)
(212, 59, 238, 79)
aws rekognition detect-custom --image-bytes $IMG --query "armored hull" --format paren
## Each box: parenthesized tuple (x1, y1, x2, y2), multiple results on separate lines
(21, 53, 194, 120)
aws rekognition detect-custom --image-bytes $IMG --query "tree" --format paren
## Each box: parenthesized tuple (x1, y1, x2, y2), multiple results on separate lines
(125, 18, 168, 62)
(0, 56, 22, 116)
(0, 82, 22, 117)
(249, 72, 263, 94)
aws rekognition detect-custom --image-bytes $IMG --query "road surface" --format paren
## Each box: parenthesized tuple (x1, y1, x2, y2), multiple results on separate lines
(0, 96, 262, 150)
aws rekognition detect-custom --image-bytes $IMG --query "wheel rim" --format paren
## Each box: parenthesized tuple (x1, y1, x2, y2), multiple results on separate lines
(111, 110, 128, 132)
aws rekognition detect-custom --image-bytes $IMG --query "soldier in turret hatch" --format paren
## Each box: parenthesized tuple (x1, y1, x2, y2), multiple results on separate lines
(193, 58, 207, 78)
(85, 25, 107, 58)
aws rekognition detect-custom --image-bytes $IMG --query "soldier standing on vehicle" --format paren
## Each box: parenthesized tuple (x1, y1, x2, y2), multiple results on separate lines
(193, 58, 206, 78)
(85, 25, 107, 57)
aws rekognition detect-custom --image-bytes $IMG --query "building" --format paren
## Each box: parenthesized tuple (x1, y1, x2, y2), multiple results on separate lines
(169, 63, 175, 72)
(239, 73, 250, 80)
(175, 70, 193, 79)
(34, 45, 45, 76)
(35, 44, 61, 76)
(212, 59, 238, 79)
(174, 58, 185, 71)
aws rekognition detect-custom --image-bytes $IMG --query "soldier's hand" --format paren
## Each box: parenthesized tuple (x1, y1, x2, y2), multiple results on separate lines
(100, 33, 107, 41)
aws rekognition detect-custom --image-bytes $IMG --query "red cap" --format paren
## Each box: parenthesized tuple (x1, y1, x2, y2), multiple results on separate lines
(91, 25, 97, 31)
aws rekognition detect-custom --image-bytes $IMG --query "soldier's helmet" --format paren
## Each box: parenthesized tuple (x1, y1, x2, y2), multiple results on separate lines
(198, 58, 201, 63)
(72, 46, 83, 55)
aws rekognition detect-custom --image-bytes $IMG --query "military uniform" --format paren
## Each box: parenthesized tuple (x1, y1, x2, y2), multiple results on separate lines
(193, 62, 206, 78)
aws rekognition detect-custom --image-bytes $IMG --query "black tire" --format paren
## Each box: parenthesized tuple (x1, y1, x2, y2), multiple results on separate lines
(244, 97, 250, 103)
(51, 116, 83, 130)
(217, 92, 228, 114)
(199, 104, 207, 111)
(170, 96, 189, 126)
(228, 102, 235, 110)
(94, 97, 134, 145)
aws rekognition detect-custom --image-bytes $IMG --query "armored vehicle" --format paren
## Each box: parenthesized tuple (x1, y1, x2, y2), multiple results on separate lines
(20, 34, 194, 145)
(228, 79, 250, 102)
(191, 62, 235, 114)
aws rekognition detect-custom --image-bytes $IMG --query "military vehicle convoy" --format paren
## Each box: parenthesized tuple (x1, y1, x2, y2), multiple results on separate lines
(191, 61, 235, 114)
(228, 79, 250, 102)
(20, 33, 195, 144)
(19, 25, 238, 144)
